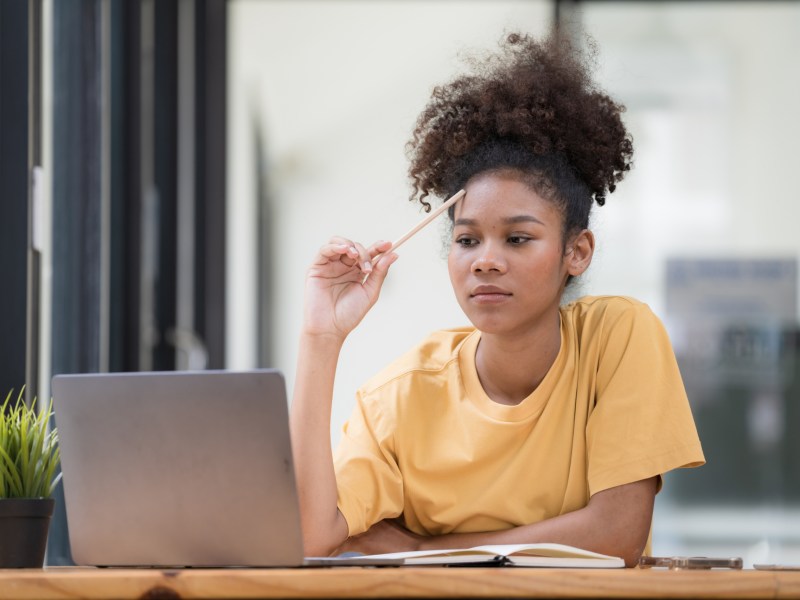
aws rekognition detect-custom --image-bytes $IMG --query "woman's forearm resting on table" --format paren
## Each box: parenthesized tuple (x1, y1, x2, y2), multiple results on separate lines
(338, 477, 657, 567)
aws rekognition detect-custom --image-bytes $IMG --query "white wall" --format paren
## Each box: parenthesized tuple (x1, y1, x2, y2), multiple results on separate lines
(227, 0, 552, 445)
(579, 2, 800, 566)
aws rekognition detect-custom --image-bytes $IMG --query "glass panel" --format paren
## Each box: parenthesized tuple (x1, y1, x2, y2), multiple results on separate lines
(581, 1, 800, 566)
(229, 0, 800, 567)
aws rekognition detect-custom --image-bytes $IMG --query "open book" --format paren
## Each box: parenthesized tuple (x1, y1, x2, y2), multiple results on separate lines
(356, 543, 625, 568)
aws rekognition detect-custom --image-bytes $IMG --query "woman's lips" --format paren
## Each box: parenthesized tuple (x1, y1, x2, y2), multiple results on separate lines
(470, 286, 512, 303)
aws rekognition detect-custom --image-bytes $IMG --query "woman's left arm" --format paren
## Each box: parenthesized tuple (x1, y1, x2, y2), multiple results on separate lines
(336, 476, 657, 567)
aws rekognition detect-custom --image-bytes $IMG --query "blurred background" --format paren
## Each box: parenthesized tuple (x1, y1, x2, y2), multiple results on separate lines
(1, 0, 797, 567)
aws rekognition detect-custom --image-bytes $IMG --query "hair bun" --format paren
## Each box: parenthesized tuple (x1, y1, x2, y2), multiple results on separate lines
(407, 31, 633, 210)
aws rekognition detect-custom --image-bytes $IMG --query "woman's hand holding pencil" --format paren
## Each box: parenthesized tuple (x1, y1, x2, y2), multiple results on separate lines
(303, 189, 465, 341)
(304, 238, 398, 340)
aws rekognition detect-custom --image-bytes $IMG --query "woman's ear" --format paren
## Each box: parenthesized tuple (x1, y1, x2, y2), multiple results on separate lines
(565, 229, 595, 277)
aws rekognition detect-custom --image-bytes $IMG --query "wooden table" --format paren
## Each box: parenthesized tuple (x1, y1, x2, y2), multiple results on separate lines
(1, 566, 799, 599)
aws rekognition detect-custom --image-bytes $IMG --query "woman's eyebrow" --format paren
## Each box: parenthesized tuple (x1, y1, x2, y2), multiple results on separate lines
(505, 215, 545, 225)
(454, 215, 545, 226)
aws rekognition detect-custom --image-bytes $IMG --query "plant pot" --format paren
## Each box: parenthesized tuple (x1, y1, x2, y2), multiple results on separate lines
(0, 498, 55, 568)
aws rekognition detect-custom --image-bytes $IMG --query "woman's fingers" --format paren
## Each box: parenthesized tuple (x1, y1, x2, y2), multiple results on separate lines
(362, 249, 398, 295)
(350, 241, 373, 273)
(316, 238, 393, 275)
(349, 240, 393, 271)
(368, 240, 393, 259)
(316, 240, 359, 270)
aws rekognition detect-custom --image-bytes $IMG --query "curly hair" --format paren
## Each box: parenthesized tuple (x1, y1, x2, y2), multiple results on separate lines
(406, 32, 633, 239)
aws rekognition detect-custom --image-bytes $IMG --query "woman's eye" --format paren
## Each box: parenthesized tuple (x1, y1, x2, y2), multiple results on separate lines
(508, 236, 531, 245)
(455, 237, 477, 247)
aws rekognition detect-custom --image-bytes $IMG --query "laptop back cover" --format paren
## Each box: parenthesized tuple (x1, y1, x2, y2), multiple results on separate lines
(52, 369, 305, 567)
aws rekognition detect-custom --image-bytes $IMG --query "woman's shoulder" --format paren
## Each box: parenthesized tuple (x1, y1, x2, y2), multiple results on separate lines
(359, 327, 476, 396)
(561, 296, 676, 374)
(564, 294, 651, 313)
(561, 295, 664, 333)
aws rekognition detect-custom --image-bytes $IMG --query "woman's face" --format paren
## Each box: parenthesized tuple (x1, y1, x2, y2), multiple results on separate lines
(448, 171, 574, 336)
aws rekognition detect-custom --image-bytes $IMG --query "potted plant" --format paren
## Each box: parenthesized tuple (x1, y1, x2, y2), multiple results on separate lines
(0, 389, 62, 568)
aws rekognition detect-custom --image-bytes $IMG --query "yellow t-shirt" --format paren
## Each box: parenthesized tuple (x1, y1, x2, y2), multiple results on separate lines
(334, 295, 705, 538)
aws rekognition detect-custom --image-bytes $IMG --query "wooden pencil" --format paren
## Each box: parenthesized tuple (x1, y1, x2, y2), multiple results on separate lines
(389, 189, 466, 253)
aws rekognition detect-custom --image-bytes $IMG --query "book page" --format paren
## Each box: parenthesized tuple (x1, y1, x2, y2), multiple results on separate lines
(359, 543, 619, 562)
(468, 543, 620, 560)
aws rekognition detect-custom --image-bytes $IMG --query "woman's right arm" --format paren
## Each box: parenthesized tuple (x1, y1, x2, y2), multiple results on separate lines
(289, 238, 397, 557)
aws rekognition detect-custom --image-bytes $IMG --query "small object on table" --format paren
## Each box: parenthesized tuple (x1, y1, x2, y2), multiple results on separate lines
(639, 556, 743, 570)
(753, 564, 800, 571)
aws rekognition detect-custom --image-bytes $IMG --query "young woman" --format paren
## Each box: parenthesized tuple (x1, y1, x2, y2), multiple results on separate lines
(289, 33, 704, 566)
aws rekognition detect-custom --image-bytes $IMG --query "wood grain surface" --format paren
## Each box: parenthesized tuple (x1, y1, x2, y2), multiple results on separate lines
(0, 567, 798, 599)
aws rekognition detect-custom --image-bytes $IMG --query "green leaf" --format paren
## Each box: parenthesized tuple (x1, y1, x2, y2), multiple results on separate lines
(0, 444, 23, 497)
(0, 390, 60, 499)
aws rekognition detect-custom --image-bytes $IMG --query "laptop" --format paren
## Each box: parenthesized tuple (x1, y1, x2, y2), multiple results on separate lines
(52, 369, 400, 568)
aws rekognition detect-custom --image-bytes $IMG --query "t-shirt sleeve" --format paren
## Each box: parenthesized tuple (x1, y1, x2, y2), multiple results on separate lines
(586, 300, 705, 496)
(333, 390, 404, 537)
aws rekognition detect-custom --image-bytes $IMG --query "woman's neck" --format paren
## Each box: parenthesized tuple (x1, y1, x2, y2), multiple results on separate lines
(474, 312, 562, 406)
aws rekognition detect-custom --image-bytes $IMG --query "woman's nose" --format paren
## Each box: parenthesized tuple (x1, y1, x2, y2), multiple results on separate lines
(471, 246, 506, 273)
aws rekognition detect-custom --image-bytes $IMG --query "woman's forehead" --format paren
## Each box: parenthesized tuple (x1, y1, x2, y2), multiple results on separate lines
(455, 173, 560, 222)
